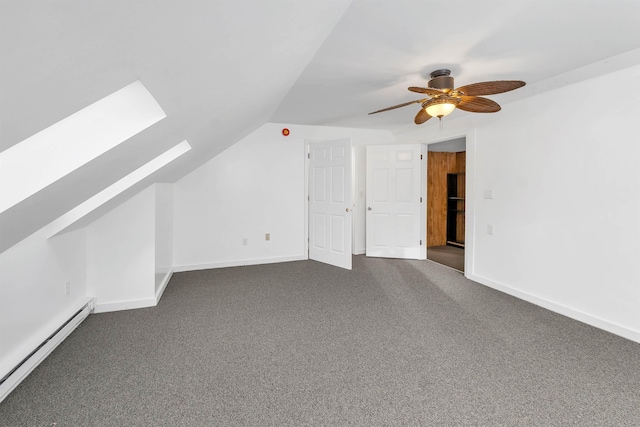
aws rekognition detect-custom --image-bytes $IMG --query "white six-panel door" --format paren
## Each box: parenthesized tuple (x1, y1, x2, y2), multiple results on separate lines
(308, 139, 352, 270)
(366, 144, 423, 259)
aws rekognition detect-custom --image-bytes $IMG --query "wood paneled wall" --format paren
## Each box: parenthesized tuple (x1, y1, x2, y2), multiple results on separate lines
(427, 151, 466, 247)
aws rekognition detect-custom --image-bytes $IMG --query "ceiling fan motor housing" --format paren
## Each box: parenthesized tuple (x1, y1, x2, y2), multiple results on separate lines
(428, 69, 454, 91)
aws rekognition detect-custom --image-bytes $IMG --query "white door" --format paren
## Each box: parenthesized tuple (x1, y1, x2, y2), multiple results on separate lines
(366, 144, 423, 259)
(308, 139, 352, 270)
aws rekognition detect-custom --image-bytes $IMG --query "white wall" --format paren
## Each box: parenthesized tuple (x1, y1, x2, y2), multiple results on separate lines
(86, 185, 156, 312)
(471, 65, 640, 341)
(401, 65, 640, 342)
(173, 122, 394, 270)
(0, 181, 175, 380)
(155, 183, 173, 295)
(0, 228, 87, 379)
(0, 180, 177, 380)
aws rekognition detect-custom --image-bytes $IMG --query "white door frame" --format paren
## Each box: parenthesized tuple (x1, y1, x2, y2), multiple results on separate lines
(420, 128, 476, 276)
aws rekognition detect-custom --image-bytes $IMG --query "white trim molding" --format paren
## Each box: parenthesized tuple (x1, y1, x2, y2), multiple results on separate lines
(173, 255, 307, 273)
(468, 273, 640, 344)
(0, 298, 94, 403)
(93, 297, 157, 314)
(155, 269, 173, 304)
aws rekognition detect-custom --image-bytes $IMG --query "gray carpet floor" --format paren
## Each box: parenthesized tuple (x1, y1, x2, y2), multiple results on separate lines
(1, 256, 639, 426)
(427, 245, 465, 271)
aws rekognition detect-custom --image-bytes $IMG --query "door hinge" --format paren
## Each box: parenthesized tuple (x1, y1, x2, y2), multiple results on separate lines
(308, 196, 310, 201)
(420, 197, 422, 203)
(307, 153, 310, 159)
(420, 240, 422, 246)
(420, 154, 423, 160)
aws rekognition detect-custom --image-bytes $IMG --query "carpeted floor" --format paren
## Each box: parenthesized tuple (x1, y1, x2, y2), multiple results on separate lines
(1, 256, 639, 426)
(427, 245, 464, 271)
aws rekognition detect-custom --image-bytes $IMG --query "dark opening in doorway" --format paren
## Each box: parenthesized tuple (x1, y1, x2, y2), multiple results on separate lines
(427, 137, 466, 271)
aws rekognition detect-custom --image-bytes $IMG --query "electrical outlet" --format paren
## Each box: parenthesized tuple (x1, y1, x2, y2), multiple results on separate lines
(242, 237, 248, 246)
(65, 281, 71, 296)
(265, 233, 270, 241)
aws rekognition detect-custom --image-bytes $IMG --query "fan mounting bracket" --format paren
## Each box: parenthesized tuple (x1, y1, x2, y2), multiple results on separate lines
(430, 69, 451, 78)
(428, 69, 454, 91)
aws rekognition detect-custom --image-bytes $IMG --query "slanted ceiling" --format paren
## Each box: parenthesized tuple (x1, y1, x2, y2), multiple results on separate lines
(1, 0, 639, 253)
(0, 0, 352, 251)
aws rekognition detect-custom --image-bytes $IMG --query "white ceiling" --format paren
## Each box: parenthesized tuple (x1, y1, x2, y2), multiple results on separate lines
(1, 0, 640, 251)
(271, 0, 640, 134)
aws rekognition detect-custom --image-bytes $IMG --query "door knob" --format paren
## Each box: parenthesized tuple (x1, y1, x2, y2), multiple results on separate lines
(367, 206, 372, 211)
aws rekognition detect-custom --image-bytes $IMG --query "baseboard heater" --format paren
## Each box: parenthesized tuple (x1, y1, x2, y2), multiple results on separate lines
(0, 299, 94, 403)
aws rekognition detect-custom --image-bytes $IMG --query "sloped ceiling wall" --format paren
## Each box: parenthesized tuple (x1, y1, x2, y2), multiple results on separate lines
(0, 0, 352, 251)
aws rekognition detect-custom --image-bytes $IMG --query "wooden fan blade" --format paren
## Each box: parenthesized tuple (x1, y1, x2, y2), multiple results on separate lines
(408, 86, 444, 96)
(414, 108, 432, 124)
(457, 96, 501, 113)
(368, 98, 427, 115)
(455, 80, 525, 96)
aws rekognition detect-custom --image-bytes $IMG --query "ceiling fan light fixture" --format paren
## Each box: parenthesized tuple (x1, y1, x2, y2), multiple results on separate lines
(424, 97, 459, 118)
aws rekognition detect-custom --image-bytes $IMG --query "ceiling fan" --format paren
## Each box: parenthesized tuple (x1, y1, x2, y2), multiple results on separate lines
(369, 69, 525, 125)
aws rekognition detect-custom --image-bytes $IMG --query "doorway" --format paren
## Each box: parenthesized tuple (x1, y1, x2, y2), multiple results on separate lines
(427, 137, 466, 271)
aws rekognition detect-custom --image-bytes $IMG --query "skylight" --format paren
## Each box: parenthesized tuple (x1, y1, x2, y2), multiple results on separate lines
(0, 81, 166, 214)
(46, 140, 191, 238)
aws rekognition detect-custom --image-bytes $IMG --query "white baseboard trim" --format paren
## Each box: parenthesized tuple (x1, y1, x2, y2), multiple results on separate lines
(0, 298, 93, 403)
(173, 254, 307, 273)
(94, 270, 174, 314)
(468, 273, 640, 344)
(155, 269, 173, 304)
(93, 297, 157, 314)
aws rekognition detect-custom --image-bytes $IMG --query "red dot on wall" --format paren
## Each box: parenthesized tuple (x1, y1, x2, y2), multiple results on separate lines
(282, 128, 290, 136)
